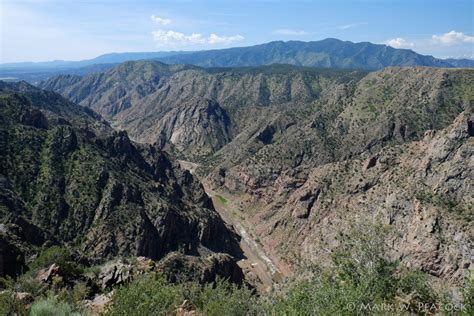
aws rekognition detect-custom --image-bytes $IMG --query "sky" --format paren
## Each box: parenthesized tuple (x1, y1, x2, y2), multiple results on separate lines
(0, 0, 473, 63)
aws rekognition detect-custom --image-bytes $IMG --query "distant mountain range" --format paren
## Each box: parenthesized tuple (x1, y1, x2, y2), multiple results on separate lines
(1, 38, 473, 82)
(156, 39, 474, 69)
(0, 51, 186, 71)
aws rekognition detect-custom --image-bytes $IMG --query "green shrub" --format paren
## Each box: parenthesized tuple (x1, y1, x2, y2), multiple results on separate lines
(1, 275, 46, 297)
(215, 194, 228, 204)
(461, 276, 474, 315)
(29, 246, 84, 276)
(30, 246, 72, 269)
(71, 282, 89, 304)
(30, 296, 79, 316)
(53, 281, 91, 308)
(16, 276, 46, 297)
(106, 273, 257, 316)
(397, 271, 438, 311)
(105, 273, 184, 315)
(0, 290, 28, 316)
(187, 278, 256, 316)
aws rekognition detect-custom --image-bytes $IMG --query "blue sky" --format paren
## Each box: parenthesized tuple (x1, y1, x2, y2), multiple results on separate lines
(1, 0, 473, 63)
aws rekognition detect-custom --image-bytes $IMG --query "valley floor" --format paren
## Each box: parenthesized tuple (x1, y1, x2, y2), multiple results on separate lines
(205, 185, 287, 291)
(177, 160, 290, 290)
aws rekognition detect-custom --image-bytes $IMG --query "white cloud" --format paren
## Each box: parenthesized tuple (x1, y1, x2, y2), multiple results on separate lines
(151, 15, 171, 26)
(152, 30, 244, 47)
(384, 38, 414, 48)
(337, 22, 367, 30)
(208, 33, 244, 44)
(273, 29, 308, 36)
(152, 30, 204, 45)
(431, 31, 474, 45)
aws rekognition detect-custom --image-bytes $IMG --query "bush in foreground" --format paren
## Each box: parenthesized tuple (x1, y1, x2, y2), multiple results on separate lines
(30, 296, 79, 316)
(2, 222, 470, 315)
(0, 290, 28, 316)
(105, 274, 183, 315)
(106, 274, 256, 316)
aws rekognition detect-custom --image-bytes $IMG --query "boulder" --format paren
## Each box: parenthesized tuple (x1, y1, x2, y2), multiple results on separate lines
(36, 263, 60, 283)
(15, 292, 33, 305)
(176, 300, 201, 316)
(98, 262, 133, 290)
(83, 293, 113, 314)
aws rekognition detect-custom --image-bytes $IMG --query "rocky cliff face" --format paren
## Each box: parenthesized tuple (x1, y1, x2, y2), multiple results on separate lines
(39, 62, 474, 284)
(149, 97, 232, 159)
(240, 111, 473, 283)
(0, 81, 242, 279)
(209, 67, 472, 191)
(40, 62, 365, 161)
